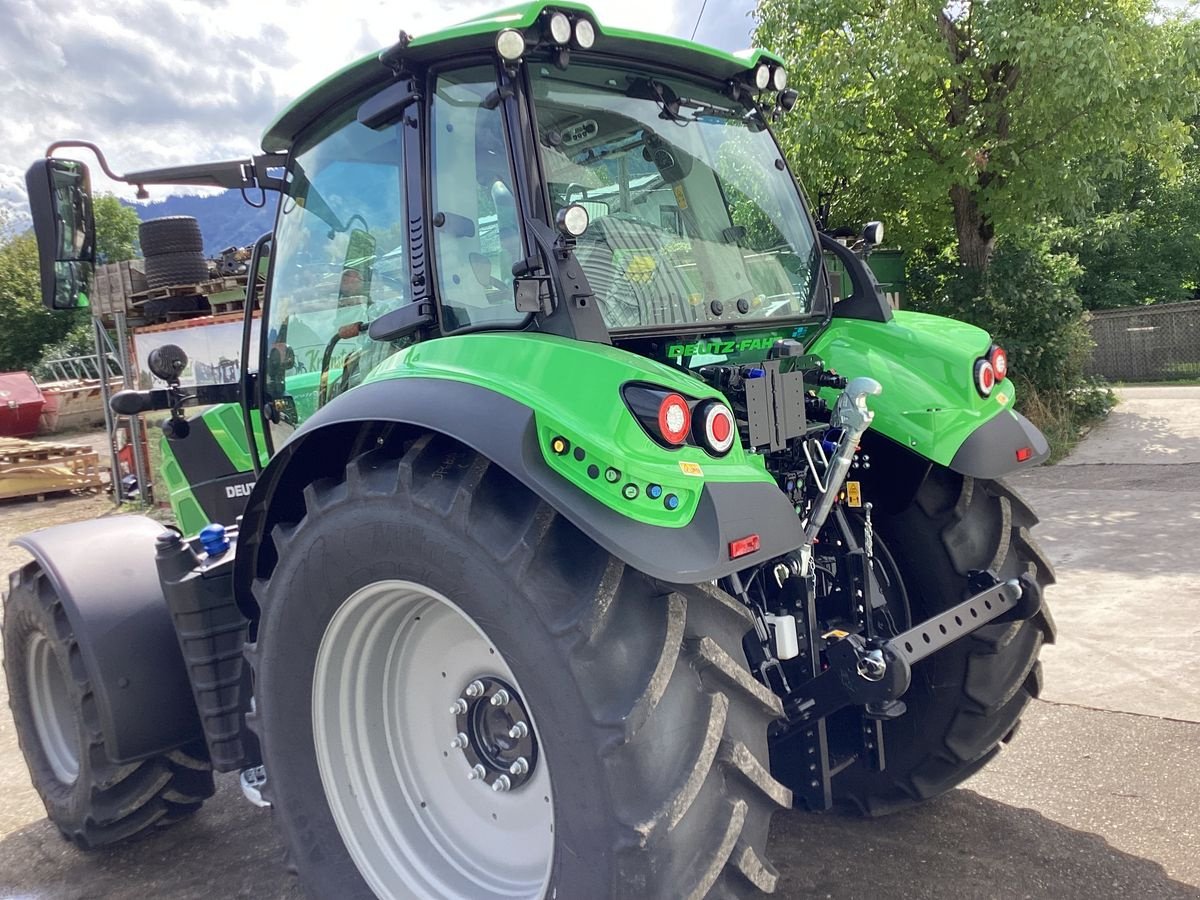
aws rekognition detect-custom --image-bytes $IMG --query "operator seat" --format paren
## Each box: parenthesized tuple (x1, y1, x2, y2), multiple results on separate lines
(574, 212, 703, 328)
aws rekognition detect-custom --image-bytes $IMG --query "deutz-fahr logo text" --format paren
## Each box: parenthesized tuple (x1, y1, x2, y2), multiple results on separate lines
(225, 482, 256, 499)
(666, 336, 775, 358)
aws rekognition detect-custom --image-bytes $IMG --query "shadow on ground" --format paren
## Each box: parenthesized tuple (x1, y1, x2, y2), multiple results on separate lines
(0, 775, 1194, 899)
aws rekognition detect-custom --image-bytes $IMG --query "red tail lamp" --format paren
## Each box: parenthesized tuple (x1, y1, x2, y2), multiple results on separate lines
(1016, 446, 1034, 462)
(990, 345, 1008, 381)
(657, 393, 691, 446)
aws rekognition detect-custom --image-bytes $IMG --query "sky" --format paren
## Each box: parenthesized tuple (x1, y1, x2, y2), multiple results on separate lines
(0, 0, 757, 226)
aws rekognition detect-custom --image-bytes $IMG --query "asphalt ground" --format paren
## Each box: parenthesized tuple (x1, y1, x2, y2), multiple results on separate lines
(1, 387, 1197, 899)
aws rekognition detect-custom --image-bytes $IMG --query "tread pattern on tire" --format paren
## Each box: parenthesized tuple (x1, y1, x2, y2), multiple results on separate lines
(245, 433, 791, 898)
(2, 563, 215, 849)
(143, 251, 210, 289)
(831, 468, 1055, 817)
(139, 216, 204, 256)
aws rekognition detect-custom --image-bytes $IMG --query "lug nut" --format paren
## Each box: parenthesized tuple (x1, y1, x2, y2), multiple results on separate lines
(450, 732, 468, 750)
(490, 689, 511, 707)
(465, 680, 485, 698)
(450, 698, 468, 715)
(508, 721, 529, 739)
(492, 775, 512, 793)
(509, 757, 529, 776)
(467, 764, 486, 781)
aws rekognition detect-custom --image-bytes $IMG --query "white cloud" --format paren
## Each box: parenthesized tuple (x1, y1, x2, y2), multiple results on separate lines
(1, 0, 757, 225)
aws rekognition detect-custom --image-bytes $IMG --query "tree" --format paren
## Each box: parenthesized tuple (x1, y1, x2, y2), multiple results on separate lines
(0, 215, 78, 372)
(92, 194, 141, 263)
(756, 0, 1200, 271)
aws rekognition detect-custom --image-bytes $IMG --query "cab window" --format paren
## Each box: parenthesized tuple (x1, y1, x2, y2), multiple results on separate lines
(264, 99, 409, 442)
(430, 66, 525, 331)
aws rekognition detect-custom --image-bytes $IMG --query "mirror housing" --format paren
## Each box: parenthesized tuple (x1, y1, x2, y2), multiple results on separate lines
(25, 158, 97, 310)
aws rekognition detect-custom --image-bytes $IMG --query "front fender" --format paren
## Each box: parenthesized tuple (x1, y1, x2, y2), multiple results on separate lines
(13, 516, 203, 764)
(809, 310, 1048, 476)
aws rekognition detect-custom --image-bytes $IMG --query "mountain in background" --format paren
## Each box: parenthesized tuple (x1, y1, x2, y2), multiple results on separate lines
(124, 192, 275, 257)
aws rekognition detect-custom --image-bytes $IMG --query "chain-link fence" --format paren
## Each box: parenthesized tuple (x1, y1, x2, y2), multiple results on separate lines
(1085, 300, 1200, 382)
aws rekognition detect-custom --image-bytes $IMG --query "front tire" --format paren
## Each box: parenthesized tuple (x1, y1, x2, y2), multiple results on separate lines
(831, 467, 1056, 815)
(247, 433, 790, 898)
(2, 562, 214, 848)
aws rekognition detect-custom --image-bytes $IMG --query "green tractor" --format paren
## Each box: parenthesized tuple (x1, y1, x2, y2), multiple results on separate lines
(6, 4, 1054, 896)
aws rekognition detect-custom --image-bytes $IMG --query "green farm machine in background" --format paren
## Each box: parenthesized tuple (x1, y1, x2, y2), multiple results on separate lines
(6, 4, 1053, 897)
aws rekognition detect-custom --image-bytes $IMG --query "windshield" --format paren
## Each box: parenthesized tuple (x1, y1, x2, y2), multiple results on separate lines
(531, 61, 821, 332)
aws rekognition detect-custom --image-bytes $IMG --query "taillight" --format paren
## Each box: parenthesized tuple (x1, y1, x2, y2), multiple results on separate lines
(695, 400, 736, 456)
(990, 345, 1008, 381)
(974, 359, 996, 397)
(657, 393, 691, 446)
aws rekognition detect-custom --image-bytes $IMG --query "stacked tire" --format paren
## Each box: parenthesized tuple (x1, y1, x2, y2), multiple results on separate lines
(139, 217, 210, 289)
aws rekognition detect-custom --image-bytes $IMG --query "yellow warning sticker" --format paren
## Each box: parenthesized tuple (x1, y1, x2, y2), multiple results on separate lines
(846, 481, 862, 507)
(679, 461, 704, 477)
(672, 183, 689, 210)
(822, 629, 849, 640)
(996, 391, 1009, 406)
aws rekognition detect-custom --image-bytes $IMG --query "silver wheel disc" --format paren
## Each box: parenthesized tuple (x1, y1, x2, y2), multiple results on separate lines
(313, 580, 554, 899)
(26, 632, 79, 784)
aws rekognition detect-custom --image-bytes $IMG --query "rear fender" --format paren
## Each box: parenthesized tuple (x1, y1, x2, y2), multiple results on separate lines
(233, 375, 805, 609)
(13, 516, 203, 764)
(809, 310, 1048, 477)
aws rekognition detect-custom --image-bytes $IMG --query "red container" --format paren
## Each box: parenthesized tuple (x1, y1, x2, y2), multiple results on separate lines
(0, 372, 46, 438)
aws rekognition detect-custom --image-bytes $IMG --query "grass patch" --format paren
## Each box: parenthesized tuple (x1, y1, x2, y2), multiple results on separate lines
(1017, 378, 1117, 463)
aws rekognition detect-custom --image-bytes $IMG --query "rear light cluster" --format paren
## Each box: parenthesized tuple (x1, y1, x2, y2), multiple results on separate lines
(974, 344, 1009, 398)
(623, 384, 737, 457)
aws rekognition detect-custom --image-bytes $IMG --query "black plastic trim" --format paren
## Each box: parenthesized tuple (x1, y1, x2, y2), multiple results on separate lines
(949, 408, 1049, 478)
(14, 517, 205, 764)
(235, 378, 805, 592)
(821, 232, 893, 324)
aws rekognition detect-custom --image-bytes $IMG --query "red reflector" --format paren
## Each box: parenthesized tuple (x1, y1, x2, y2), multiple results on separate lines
(1016, 446, 1034, 462)
(711, 411, 731, 442)
(657, 394, 691, 446)
(729, 534, 761, 559)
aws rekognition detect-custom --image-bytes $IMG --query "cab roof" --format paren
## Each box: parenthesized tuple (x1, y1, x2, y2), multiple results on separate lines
(262, 1, 783, 153)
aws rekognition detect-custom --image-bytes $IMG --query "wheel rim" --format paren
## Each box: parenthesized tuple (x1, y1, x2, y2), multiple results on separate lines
(26, 632, 79, 784)
(313, 580, 554, 899)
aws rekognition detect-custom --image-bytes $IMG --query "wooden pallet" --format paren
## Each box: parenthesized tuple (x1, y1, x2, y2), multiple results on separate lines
(130, 275, 248, 304)
(0, 438, 105, 501)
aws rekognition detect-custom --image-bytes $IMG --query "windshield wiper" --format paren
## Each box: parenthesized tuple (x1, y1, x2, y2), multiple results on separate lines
(626, 77, 748, 124)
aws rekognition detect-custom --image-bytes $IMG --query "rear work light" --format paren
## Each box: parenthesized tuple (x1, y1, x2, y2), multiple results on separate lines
(974, 358, 996, 398)
(695, 400, 736, 456)
(989, 344, 1008, 381)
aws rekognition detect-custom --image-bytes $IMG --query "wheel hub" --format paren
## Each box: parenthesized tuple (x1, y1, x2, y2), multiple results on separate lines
(452, 675, 537, 792)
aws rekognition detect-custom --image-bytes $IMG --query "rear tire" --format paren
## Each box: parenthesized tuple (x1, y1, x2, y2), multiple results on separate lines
(247, 433, 790, 898)
(2, 562, 214, 848)
(830, 468, 1055, 815)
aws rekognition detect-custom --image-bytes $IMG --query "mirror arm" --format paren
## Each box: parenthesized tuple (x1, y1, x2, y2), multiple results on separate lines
(45, 141, 287, 195)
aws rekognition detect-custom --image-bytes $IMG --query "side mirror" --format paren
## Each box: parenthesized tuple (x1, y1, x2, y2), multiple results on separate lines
(862, 221, 884, 247)
(25, 158, 97, 310)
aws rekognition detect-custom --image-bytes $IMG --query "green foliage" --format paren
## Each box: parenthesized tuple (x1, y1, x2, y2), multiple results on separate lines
(0, 218, 79, 373)
(906, 241, 1092, 391)
(755, 0, 1200, 269)
(1054, 132, 1200, 309)
(92, 194, 141, 263)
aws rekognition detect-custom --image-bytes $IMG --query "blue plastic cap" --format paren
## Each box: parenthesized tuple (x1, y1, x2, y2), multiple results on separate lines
(199, 523, 230, 556)
(647, 483, 663, 499)
(664, 493, 680, 510)
(747, 367, 765, 378)
(821, 439, 838, 455)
